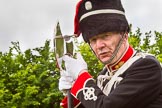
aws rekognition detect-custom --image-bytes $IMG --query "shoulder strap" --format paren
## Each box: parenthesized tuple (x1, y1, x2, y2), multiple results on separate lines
(103, 52, 147, 95)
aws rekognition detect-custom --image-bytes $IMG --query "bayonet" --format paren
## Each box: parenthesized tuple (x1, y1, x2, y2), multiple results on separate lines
(53, 21, 74, 108)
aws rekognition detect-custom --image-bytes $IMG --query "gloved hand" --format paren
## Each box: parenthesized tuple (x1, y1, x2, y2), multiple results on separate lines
(62, 53, 88, 80)
(59, 70, 74, 96)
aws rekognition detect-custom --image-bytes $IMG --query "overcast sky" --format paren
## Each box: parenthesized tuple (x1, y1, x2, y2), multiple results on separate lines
(0, 0, 162, 52)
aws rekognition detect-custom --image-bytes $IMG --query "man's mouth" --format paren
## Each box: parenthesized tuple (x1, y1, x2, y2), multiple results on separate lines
(98, 51, 112, 58)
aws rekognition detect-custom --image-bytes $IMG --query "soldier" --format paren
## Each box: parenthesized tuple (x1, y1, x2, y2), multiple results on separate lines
(59, 0, 162, 108)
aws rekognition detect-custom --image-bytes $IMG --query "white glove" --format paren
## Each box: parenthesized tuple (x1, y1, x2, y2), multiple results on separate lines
(59, 70, 74, 96)
(62, 53, 88, 80)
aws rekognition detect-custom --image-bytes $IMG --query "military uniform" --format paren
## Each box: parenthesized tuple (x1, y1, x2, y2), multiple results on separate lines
(60, 0, 162, 107)
(61, 46, 162, 108)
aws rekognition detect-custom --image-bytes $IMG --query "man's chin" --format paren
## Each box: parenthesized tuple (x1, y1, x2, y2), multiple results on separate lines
(100, 58, 112, 65)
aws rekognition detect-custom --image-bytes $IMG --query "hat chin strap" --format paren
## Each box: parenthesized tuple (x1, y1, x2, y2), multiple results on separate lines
(89, 33, 126, 65)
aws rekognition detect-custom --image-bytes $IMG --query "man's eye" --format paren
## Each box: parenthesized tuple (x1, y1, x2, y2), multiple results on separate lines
(102, 35, 111, 40)
(90, 38, 97, 45)
(90, 38, 96, 43)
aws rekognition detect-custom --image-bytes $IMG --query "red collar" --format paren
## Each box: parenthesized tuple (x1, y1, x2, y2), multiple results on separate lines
(106, 45, 135, 72)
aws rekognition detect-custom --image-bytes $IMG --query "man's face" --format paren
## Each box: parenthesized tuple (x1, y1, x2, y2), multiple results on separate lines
(89, 32, 125, 64)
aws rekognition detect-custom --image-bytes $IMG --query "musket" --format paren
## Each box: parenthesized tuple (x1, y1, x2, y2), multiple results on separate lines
(53, 21, 74, 108)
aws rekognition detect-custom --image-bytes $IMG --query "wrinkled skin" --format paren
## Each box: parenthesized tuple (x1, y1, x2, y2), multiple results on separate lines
(89, 32, 129, 65)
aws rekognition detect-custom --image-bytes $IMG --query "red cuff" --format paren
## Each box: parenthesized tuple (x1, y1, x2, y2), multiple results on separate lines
(71, 72, 92, 97)
(60, 96, 67, 108)
(60, 96, 80, 108)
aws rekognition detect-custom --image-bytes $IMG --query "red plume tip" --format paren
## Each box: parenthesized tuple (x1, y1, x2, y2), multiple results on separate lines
(74, 0, 83, 37)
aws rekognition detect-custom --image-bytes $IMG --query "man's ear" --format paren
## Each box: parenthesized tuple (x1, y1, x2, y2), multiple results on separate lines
(122, 32, 129, 45)
(124, 32, 129, 40)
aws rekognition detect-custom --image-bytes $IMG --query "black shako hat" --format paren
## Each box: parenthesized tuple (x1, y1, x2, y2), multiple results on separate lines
(74, 0, 130, 43)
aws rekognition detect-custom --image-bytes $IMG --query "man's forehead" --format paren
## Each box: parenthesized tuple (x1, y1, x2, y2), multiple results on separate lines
(90, 32, 119, 39)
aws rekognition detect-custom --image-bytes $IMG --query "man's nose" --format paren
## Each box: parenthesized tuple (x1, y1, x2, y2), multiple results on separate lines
(96, 39, 105, 48)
